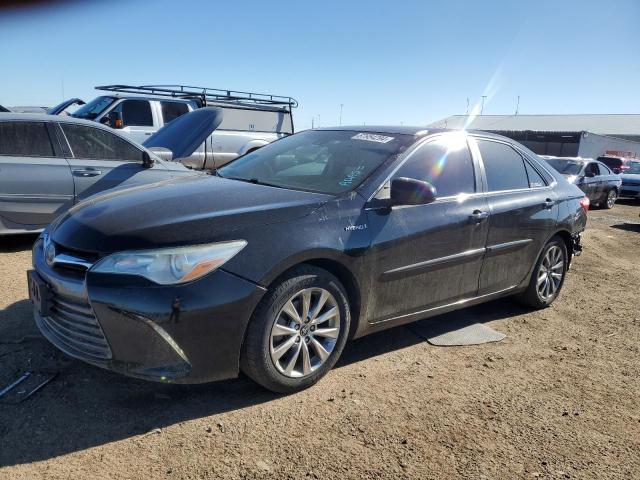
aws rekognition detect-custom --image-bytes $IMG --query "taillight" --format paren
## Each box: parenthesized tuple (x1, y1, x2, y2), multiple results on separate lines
(619, 165, 630, 172)
(580, 196, 590, 211)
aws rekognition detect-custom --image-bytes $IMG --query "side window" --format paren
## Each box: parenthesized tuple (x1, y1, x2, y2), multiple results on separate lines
(113, 100, 153, 127)
(585, 162, 599, 177)
(393, 136, 475, 197)
(161, 102, 189, 124)
(0, 121, 54, 157)
(597, 163, 611, 175)
(477, 140, 529, 191)
(61, 124, 144, 162)
(524, 161, 547, 188)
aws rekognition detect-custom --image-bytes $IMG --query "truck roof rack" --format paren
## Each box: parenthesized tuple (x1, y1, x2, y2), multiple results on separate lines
(96, 84, 298, 110)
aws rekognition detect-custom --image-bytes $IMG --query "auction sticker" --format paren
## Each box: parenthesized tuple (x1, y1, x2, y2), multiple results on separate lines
(351, 133, 394, 143)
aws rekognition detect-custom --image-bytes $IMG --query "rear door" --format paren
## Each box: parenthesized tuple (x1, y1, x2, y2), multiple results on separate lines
(365, 133, 490, 322)
(57, 122, 170, 202)
(0, 120, 74, 227)
(472, 137, 558, 296)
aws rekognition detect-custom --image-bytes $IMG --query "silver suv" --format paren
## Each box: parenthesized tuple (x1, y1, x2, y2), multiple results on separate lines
(68, 85, 297, 170)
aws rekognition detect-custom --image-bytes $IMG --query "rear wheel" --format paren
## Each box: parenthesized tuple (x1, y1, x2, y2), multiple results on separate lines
(604, 189, 617, 209)
(240, 265, 350, 393)
(519, 237, 568, 309)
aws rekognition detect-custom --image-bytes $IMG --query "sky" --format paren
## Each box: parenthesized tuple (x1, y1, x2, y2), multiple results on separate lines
(0, 0, 639, 130)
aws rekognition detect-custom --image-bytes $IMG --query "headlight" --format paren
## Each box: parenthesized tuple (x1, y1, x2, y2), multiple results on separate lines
(90, 240, 247, 285)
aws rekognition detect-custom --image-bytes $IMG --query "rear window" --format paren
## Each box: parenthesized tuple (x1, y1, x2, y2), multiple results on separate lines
(545, 158, 583, 175)
(0, 121, 54, 157)
(161, 102, 189, 124)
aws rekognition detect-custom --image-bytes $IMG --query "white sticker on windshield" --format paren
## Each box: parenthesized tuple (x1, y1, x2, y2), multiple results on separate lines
(351, 133, 394, 143)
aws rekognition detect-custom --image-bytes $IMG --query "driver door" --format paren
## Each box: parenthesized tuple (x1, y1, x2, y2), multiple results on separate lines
(364, 134, 489, 322)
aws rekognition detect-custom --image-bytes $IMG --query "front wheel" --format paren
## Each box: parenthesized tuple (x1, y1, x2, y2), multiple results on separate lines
(519, 237, 568, 309)
(240, 265, 350, 393)
(604, 189, 617, 209)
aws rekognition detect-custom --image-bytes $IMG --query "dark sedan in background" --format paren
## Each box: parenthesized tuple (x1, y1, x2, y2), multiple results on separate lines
(29, 127, 588, 393)
(543, 156, 622, 209)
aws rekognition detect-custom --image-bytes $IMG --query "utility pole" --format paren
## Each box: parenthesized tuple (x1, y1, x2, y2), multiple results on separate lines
(466, 97, 469, 115)
(480, 95, 487, 115)
(515, 95, 520, 115)
(339, 104, 343, 125)
(311, 117, 315, 129)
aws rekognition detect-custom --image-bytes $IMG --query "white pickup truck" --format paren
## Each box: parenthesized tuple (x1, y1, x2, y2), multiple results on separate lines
(68, 84, 297, 169)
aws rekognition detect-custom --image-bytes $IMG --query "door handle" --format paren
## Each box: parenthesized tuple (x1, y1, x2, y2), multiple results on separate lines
(469, 210, 489, 223)
(73, 169, 102, 177)
(544, 198, 555, 209)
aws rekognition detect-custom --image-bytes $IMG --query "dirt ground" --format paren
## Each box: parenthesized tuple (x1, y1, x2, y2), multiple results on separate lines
(0, 201, 639, 480)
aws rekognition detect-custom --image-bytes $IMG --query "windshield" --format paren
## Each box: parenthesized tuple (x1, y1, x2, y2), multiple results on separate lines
(545, 158, 583, 175)
(218, 129, 416, 194)
(71, 96, 116, 120)
(625, 161, 640, 174)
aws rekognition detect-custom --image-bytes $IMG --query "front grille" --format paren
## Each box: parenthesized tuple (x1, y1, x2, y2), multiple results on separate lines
(621, 189, 639, 196)
(39, 292, 112, 361)
(50, 242, 100, 273)
(622, 181, 640, 187)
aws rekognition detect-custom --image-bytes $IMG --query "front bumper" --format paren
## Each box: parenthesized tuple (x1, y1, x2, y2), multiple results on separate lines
(31, 237, 266, 384)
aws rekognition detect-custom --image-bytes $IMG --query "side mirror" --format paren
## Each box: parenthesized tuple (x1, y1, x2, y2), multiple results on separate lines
(142, 151, 155, 168)
(107, 111, 124, 129)
(585, 171, 596, 178)
(390, 177, 437, 206)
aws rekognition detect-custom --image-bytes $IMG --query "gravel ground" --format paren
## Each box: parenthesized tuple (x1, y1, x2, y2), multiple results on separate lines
(0, 201, 639, 479)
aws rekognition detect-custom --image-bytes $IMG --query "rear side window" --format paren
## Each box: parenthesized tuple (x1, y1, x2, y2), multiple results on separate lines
(524, 161, 547, 188)
(113, 100, 153, 127)
(61, 124, 144, 162)
(477, 140, 529, 191)
(0, 121, 54, 157)
(393, 135, 476, 197)
(161, 102, 189, 124)
(598, 163, 611, 175)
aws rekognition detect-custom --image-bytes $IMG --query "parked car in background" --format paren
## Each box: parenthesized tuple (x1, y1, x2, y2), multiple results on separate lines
(47, 98, 85, 116)
(29, 127, 587, 393)
(0, 108, 223, 235)
(542, 156, 621, 209)
(67, 84, 297, 170)
(598, 155, 638, 174)
(619, 160, 640, 200)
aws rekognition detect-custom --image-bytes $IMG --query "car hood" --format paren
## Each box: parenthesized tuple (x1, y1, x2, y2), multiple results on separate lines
(50, 176, 331, 254)
(143, 107, 223, 161)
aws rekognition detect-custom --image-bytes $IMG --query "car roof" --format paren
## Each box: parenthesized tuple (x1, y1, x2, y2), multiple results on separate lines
(314, 125, 513, 141)
(0, 112, 107, 127)
(542, 156, 594, 163)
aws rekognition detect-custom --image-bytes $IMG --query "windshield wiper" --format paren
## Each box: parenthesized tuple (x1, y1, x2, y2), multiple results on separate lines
(220, 176, 286, 189)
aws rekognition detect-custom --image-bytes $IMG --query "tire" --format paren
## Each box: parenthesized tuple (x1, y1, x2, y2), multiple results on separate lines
(518, 237, 568, 309)
(240, 265, 351, 393)
(604, 189, 617, 209)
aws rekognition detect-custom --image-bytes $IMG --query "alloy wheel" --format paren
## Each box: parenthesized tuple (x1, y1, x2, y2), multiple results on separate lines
(607, 190, 617, 208)
(269, 288, 341, 378)
(536, 245, 564, 302)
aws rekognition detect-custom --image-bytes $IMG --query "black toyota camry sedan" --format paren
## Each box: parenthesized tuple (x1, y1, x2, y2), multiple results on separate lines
(29, 127, 588, 392)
